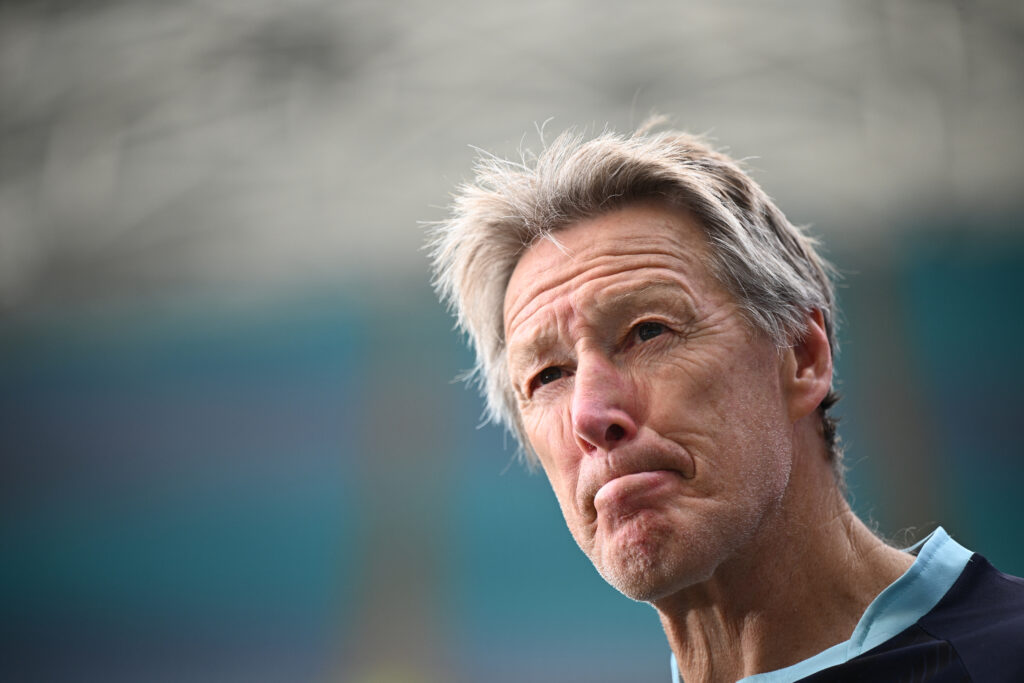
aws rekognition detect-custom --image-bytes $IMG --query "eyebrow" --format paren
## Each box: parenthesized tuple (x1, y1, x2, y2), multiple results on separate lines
(507, 327, 561, 386)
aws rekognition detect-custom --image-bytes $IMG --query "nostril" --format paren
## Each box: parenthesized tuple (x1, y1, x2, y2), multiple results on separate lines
(605, 423, 625, 443)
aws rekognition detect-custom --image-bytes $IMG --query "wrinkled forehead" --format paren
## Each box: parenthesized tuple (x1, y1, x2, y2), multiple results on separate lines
(501, 203, 715, 337)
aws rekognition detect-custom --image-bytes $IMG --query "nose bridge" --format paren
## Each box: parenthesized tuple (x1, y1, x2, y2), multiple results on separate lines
(571, 350, 638, 452)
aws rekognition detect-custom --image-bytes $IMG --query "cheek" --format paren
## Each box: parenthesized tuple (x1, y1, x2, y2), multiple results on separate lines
(648, 346, 792, 479)
(713, 369, 795, 501)
(523, 404, 582, 506)
(638, 357, 718, 435)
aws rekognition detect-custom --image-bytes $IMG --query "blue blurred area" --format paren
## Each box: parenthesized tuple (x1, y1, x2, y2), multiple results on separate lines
(446, 423, 666, 682)
(0, 294, 367, 681)
(898, 227, 1024, 570)
(834, 221, 1024, 574)
(2, 2, 1023, 679)
(5, 232, 1022, 681)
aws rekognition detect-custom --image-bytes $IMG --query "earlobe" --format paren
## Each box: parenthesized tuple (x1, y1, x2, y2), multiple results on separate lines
(784, 309, 833, 422)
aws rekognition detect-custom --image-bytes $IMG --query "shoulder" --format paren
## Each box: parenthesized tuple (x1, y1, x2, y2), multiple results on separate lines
(917, 553, 1024, 678)
(797, 553, 1024, 683)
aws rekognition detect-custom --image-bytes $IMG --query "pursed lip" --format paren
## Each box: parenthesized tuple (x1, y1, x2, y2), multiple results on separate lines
(578, 446, 695, 518)
(595, 469, 677, 496)
(593, 469, 685, 512)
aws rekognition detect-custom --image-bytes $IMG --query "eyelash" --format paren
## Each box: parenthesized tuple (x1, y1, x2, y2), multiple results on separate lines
(526, 321, 670, 395)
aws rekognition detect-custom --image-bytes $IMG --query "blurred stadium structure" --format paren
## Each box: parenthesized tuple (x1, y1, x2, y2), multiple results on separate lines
(1, 1, 1022, 681)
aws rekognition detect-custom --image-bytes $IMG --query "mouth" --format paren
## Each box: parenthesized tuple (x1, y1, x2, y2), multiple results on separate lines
(594, 469, 683, 505)
(587, 470, 692, 524)
(578, 445, 696, 520)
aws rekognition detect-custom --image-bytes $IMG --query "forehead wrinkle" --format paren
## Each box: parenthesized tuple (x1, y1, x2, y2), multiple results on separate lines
(575, 277, 700, 321)
(509, 216, 691, 283)
(504, 246, 697, 333)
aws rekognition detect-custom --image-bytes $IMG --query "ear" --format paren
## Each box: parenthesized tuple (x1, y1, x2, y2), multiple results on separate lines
(782, 309, 833, 422)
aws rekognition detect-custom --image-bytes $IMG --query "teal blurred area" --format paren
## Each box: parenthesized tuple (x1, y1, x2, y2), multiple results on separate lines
(0, 293, 370, 680)
(3, 236, 1024, 681)
(834, 220, 1024, 573)
(1, 1, 1023, 681)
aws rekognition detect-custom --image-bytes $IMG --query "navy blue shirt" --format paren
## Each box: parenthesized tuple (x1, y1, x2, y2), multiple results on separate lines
(670, 528, 1024, 682)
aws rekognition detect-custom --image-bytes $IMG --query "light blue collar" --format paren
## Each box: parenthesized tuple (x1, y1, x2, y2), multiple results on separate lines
(669, 527, 972, 683)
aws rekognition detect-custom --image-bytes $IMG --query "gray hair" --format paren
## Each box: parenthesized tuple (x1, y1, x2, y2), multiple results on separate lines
(428, 120, 843, 475)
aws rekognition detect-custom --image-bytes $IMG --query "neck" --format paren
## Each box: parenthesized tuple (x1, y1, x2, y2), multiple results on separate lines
(654, 441, 913, 683)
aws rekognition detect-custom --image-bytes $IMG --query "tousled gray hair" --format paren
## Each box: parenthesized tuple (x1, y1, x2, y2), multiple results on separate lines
(429, 120, 843, 475)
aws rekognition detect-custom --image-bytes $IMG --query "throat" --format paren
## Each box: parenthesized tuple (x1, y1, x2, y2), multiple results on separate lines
(655, 511, 914, 683)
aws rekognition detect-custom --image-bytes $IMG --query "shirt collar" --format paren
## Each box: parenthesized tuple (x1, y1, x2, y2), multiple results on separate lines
(669, 527, 973, 683)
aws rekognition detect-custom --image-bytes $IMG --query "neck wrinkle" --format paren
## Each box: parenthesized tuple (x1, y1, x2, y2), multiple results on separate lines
(656, 433, 912, 683)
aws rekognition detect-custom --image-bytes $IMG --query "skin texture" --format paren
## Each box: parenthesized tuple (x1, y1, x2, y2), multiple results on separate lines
(503, 203, 914, 682)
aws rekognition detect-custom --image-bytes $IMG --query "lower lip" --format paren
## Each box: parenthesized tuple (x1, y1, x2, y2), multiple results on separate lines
(593, 470, 682, 513)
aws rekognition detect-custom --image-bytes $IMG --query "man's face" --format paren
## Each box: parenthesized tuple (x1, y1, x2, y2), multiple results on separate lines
(503, 203, 797, 602)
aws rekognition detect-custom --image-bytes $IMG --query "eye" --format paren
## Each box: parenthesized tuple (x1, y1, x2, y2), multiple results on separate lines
(635, 321, 666, 342)
(536, 366, 563, 386)
(527, 366, 565, 394)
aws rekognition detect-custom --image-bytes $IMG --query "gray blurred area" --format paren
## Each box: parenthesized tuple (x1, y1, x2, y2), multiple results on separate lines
(2, 0, 1023, 306)
(1, 2, 1023, 682)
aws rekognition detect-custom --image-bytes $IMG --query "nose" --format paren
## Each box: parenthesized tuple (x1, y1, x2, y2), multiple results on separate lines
(571, 354, 639, 453)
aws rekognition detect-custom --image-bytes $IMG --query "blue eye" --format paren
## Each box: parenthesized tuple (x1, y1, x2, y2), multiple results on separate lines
(636, 322, 665, 342)
(537, 366, 563, 385)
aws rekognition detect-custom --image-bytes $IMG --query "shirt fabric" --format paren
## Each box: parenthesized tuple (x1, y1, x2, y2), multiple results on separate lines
(669, 527, 1024, 682)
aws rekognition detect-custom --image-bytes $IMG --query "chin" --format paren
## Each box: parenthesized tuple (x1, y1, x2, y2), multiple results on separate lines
(599, 553, 717, 603)
(590, 515, 718, 603)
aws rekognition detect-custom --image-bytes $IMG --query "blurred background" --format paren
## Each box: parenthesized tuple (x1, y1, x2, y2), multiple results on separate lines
(1, 1, 1022, 681)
